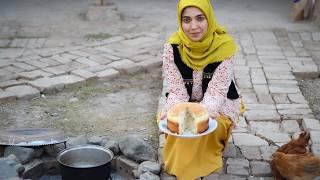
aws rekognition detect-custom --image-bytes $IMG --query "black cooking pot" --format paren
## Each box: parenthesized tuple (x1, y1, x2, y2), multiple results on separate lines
(57, 145, 114, 180)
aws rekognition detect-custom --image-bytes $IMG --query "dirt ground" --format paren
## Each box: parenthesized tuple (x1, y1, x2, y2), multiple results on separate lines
(0, 69, 162, 147)
(299, 78, 320, 120)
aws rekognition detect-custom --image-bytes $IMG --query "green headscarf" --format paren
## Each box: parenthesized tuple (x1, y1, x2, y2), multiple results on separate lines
(168, 0, 237, 70)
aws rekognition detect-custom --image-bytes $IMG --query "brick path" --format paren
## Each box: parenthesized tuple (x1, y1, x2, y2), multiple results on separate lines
(1, 27, 320, 179)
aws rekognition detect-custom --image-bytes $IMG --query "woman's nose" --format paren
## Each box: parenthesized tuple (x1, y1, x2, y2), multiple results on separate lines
(190, 20, 198, 29)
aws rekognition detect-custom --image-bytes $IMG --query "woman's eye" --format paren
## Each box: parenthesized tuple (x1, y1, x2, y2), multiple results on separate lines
(196, 16, 205, 22)
(182, 17, 191, 23)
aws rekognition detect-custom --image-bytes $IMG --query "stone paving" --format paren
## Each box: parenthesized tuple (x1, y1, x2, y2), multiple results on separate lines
(1, 26, 320, 179)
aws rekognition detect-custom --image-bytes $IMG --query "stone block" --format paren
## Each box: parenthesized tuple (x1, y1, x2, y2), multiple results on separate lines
(245, 109, 280, 121)
(257, 94, 274, 104)
(5, 85, 40, 100)
(278, 109, 312, 118)
(260, 146, 278, 161)
(236, 78, 252, 89)
(97, 68, 119, 81)
(226, 158, 249, 176)
(0, 90, 16, 103)
(106, 59, 135, 69)
(99, 52, 121, 61)
(268, 79, 298, 85)
(27, 59, 50, 68)
(11, 62, 37, 71)
(22, 159, 44, 180)
(276, 103, 310, 110)
(137, 59, 162, 72)
(85, 65, 109, 73)
(39, 58, 60, 66)
(71, 69, 97, 81)
(115, 155, 139, 179)
(269, 85, 300, 93)
(233, 133, 268, 146)
(17, 70, 53, 80)
(239, 146, 261, 160)
(310, 131, 320, 144)
(29, 75, 85, 93)
(250, 121, 280, 132)
(42, 66, 68, 76)
(250, 161, 272, 177)
(159, 134, 165, 148)
(311, 144, 320, 157)
(257, 131, 291, 143)
(281, 120, 301, 133)
(272, 94, 290, 104)
(223, 144, 238, 158)
(116, 63, 143, 75)
(120, 37, 157, 47)
(69, 50, 91, 57)
(241, 93, 258, 104)
(302, 118, 320, 131)
(75, 57, 100, 67)
(87, 55, 112, 65)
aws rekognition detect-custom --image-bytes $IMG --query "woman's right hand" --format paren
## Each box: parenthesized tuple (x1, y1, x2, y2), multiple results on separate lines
(160, 113, 167, 120)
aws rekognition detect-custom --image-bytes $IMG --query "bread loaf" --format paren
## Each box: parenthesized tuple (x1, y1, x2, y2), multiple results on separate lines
(167, 102, 209, 134)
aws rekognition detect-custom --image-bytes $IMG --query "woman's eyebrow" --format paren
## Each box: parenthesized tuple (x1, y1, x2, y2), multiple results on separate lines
(196, 14, 205, 17)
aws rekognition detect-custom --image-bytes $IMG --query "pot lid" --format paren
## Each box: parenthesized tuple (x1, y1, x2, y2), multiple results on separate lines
(0, 128, 68, 146)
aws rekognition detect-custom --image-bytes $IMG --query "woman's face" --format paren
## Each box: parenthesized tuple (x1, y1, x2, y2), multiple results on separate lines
(181, 6, 208, 42)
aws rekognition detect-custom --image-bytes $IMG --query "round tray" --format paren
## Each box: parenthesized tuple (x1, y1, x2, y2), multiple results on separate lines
(159, 118, 217, 138)
(0, 128, 68, 146)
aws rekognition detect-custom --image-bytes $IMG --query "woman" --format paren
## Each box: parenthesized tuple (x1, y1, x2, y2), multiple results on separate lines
(160, 0, 242, 179)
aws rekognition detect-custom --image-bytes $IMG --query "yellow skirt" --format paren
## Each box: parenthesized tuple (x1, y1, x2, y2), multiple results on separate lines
(162, 115, 232, 180)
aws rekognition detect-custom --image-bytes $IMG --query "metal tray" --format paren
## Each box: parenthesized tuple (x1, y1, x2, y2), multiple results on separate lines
(0, 128, 68, 146)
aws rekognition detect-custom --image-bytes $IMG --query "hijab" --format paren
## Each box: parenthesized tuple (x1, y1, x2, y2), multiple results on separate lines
(168, 0, 237, 70)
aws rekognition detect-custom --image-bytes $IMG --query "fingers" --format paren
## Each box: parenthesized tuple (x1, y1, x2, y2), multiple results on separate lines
(161, 113, 167, 120)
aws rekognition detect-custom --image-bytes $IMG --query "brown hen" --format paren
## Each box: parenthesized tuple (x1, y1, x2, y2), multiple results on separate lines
(272, 152, 320, 180)
(277, 131, 310, 154)
(271, 131, 310, 180)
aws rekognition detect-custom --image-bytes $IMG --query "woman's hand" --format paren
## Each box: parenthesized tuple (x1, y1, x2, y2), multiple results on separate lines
(160, 113, 167, 120)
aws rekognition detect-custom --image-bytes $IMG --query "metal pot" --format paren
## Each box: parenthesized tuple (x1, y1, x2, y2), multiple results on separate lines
(57, 145, 114, 180)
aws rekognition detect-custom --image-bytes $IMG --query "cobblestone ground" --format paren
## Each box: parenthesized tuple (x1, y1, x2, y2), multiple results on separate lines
(1, 1, 320, 179)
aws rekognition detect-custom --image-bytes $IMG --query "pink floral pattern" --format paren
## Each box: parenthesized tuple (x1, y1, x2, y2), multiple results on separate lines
(162, 43, 240, 122)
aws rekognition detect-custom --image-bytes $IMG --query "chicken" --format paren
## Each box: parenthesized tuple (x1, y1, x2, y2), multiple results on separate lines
(277, 131, 310, 154)
(271, 131, 311, 180)
(272, 152, 320, 180)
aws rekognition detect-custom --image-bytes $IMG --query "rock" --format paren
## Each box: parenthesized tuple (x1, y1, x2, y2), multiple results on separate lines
(22, 159, 45, 180)
(138, 161, 161, 175)
(4, 146, 35, 164)
(41, 156, 60, 175)
(44, 143, 66, 157)
(66, 135, 88, 147)
(88, 136, 103, 145)
(0, 156, 21, 179)
(140, 171, 160, 180)
(104, 139, 120, 155)
(34, 148, 44, 158)
(118, 135, 157, 162)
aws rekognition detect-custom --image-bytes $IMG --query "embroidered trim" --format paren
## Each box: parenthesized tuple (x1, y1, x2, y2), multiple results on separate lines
(203, 72, 214, 79)
(183, 79, 193, 85)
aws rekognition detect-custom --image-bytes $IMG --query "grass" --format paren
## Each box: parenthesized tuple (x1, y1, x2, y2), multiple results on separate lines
(84, 33, 112, 41)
